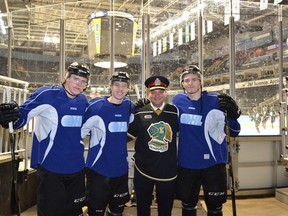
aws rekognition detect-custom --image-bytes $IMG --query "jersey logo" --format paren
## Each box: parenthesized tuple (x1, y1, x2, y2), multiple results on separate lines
(147, 121, 172, 152)
(180, 113, 202, 126)
(61, 115, 82, 127)
(108, 121, 128, 132)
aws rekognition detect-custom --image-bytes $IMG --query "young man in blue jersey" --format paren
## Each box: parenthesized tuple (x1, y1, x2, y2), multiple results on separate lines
(81, 71, 134, 216)
(172, 65, 241, 216)
(0, 62, 90, 216)
(129, 76, 178, 216)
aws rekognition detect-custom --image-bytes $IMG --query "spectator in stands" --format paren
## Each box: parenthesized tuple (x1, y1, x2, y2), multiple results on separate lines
(89, 91, 101, 99)
(0, 62, 90, 216)
(170, 65, 184, 81)
(98, 68, 110, 83)
(169, 59, 186, 81)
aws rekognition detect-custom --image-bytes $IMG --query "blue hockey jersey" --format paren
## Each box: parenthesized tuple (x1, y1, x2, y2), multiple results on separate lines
(82, 96, 135, 177)
(173, 91, 241, 169)
(14, 85, 88, 174)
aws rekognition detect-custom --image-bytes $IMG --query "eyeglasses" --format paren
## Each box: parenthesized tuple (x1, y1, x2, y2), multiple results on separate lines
(70, 76, 88, 87)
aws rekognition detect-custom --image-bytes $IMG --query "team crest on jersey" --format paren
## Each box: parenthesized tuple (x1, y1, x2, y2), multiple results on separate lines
(147, 121, 172, 152)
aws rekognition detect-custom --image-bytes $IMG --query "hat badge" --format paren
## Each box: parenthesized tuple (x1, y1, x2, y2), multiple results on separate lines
(155, 78, 161, 86)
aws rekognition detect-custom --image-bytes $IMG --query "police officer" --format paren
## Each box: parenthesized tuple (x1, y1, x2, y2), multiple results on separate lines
(129, 75, 178, 216)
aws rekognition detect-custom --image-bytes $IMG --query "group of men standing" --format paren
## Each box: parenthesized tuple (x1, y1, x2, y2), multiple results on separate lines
(0, 62, 241, 216)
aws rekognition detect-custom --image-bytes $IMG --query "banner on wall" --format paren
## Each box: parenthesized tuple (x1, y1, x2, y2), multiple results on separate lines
(153, 42, 157, 57)
(224, 0, 240, 25)
(163, 37, 167, 53)
(178, 28, 183, 45)
(205, 77, 279, 92)
(87, 18, 102, 56)
(191, 22, 195, 41)
(170, 32, 174, 49)
(93, 18, 101, 54)
(132, 22, 138, 56)
(158, 39, 162, 55)
(185, 25, 189, 43)
(207, 20, 213, 33)
(260, 0, 268, 10)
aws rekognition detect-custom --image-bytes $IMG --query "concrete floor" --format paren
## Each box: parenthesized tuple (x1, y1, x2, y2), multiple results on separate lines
(222, 197, 288, 216)
(22, 196, 288, 216)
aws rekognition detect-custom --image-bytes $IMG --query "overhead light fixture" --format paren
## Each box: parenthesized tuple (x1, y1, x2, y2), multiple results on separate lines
(274, 0, 283, 4)
(87, 11, 137, 68)
(94, 62, 127, 69)
(94, 54, 127, 68)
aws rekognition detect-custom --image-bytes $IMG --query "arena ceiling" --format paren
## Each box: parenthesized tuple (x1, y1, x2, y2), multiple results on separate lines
(0, 0, 287, 58)
(0, 0, 197, 56)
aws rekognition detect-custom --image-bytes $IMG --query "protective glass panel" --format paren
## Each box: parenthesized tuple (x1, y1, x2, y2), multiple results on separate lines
(0, 0, 288, 137)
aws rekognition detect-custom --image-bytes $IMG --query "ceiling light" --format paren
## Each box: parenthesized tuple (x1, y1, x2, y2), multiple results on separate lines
(94, 54, 127, 68)
(94, 61, 127, 69)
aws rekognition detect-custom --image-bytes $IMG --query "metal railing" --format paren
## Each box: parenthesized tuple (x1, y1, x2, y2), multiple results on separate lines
(0, 75, 30, 171)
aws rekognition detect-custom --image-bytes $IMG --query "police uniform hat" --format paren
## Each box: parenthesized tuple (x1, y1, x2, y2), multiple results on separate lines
(145, 76, 169, 91)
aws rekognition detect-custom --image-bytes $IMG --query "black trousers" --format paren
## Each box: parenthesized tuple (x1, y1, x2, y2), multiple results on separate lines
(86, 169, 130, 216)
(133, 169, 176, 216)
(37, 166, 85, 216)
(176, 164, 227, 213)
